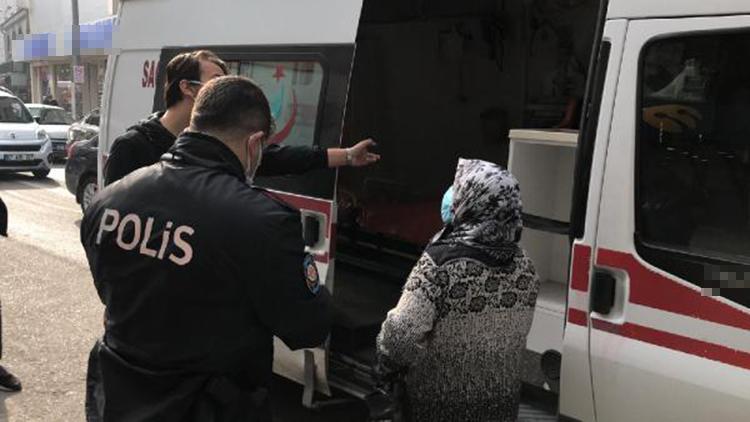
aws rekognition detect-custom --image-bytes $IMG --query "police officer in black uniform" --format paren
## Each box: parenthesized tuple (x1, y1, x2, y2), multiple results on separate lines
(80, 76, 331, 422)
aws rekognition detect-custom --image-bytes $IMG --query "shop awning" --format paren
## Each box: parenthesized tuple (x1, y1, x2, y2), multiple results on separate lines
(77, 16, 116, 51)
(12, 16, 116, 61)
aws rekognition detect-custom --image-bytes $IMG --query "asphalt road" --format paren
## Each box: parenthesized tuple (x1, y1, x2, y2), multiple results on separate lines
(0, 166, 99, 421)
(0, 166, 368, 422)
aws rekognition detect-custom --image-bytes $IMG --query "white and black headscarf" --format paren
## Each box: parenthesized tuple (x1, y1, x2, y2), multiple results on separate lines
(434, 158, 522, 262)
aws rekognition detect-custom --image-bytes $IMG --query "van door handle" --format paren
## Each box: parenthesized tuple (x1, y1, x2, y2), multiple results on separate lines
(303, 215, 321, 247)
(591, 269, 616, 315)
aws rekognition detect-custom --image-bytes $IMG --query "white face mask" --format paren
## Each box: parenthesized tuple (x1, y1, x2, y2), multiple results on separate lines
(244, 137, 264, 185)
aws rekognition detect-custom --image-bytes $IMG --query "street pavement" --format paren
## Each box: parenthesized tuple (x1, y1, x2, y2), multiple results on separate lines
(0, 166, 99, 421)
(0, 166, 368, 421)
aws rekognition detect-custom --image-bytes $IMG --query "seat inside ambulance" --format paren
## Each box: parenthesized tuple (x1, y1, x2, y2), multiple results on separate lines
(330, 0, 599, 391)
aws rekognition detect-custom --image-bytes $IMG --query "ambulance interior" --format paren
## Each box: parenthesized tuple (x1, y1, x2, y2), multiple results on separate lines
(329, 0, 599, 396)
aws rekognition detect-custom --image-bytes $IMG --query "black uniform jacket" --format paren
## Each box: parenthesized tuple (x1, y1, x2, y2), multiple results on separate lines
(103, 113, 328, 186)
(81, 131, 332, 422)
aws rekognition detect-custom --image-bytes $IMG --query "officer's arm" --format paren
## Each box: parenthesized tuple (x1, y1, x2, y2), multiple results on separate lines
(253, 212, 332, 350)
(79, 203, 107, 304)
(255, 144, 328, 177)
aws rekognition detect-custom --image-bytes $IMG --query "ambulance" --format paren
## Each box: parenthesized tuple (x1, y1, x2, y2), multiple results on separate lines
(101, 0, 750, 420)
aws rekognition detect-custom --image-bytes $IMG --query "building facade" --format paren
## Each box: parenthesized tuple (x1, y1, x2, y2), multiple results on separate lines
(0, 0, 118, 116)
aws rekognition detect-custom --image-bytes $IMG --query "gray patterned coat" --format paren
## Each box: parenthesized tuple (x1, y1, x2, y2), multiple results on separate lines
(377, 159, 539, 422)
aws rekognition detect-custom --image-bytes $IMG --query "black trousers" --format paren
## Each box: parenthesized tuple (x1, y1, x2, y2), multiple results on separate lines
(0, 196, 7, 236)
(85, 342, 103, 422)
(85, 340, 271, 422)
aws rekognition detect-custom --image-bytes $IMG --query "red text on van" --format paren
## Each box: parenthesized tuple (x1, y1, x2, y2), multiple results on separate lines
(142, 60, 157, 88)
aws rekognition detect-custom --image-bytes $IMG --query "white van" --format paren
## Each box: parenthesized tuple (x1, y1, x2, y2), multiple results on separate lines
(0, 91, 52, 178)
(102, 0, 750, 420)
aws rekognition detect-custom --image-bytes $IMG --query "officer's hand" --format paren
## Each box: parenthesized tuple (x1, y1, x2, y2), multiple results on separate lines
(348, 139, 380, 167)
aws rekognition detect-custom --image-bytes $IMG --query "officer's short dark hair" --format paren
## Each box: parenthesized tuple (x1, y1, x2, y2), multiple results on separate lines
(190, 76, 273, 140)
(164, 50, 228, 109)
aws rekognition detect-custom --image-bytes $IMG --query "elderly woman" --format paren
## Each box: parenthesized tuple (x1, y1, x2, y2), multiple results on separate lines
(376, 159, 539, 422)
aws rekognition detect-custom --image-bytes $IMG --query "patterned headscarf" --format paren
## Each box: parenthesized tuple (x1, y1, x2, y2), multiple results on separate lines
(435, 159, 523, 262)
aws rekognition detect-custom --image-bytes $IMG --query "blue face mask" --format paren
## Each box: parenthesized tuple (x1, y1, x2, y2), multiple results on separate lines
(441, 186, 454, 225)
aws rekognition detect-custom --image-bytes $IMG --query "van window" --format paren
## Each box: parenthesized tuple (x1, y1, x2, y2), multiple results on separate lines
(637, 32, 750, 283)
(155, 46, 354, 200)
(224, 60, 324, 148)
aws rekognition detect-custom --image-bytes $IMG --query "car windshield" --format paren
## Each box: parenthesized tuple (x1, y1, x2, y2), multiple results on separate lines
(0, 98, 33, 123)
(27, 107, 41, 118)
(37, 108, 73, 125)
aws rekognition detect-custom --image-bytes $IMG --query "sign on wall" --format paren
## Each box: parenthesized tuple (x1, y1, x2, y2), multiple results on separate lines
(73, 65, 85, 84)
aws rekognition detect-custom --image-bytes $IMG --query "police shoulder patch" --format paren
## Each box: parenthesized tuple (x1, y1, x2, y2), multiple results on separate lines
(304, 254, 321, 294)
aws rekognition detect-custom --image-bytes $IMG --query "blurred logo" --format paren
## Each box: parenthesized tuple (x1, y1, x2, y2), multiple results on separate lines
(304, 254, 320, 295)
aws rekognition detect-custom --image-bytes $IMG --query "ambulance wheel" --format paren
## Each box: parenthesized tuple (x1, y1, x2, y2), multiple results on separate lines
(78, 175, 98, 212)
(32, 169, 50, 179)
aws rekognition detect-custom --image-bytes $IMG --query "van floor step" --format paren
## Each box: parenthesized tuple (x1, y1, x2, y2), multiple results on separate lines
(518, 403, 558, 421)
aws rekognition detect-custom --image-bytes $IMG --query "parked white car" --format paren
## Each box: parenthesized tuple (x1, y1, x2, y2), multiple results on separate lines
(0, 92, 52, 178)
(67, 107, 100, 145)
(26, 104, 73, 162)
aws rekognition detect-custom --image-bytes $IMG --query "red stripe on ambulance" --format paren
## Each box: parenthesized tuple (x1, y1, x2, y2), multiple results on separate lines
(568, 308, 588, 326)
(570, 244, 592, 292)
(597, 249, 750, 332)
(591, 318, 750, 371)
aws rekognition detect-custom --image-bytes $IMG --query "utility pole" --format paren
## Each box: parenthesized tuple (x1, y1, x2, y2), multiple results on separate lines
(71, 0, 80, 119)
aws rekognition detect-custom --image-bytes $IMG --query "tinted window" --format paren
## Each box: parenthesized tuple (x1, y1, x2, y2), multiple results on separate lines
(224, 60, 324, 148)
(638, 33, 750, 267)
(0, 98, 33, 123)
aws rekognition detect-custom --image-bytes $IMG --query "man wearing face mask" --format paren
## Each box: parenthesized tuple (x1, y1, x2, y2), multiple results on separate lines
(80, 76, 331, 422)
(103, 50, 379, 186)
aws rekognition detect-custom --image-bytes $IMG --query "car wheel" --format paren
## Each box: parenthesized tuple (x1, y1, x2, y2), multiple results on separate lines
(32, 169, 50, 179)
(78, 176, 98, 212)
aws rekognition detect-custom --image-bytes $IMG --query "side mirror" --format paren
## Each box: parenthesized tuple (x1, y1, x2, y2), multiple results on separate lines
(33, 116, 41, 124)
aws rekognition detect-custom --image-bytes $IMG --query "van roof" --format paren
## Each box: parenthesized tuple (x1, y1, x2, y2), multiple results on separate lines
(114, 0, 364, 50)
(608, 0, 750, 20)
